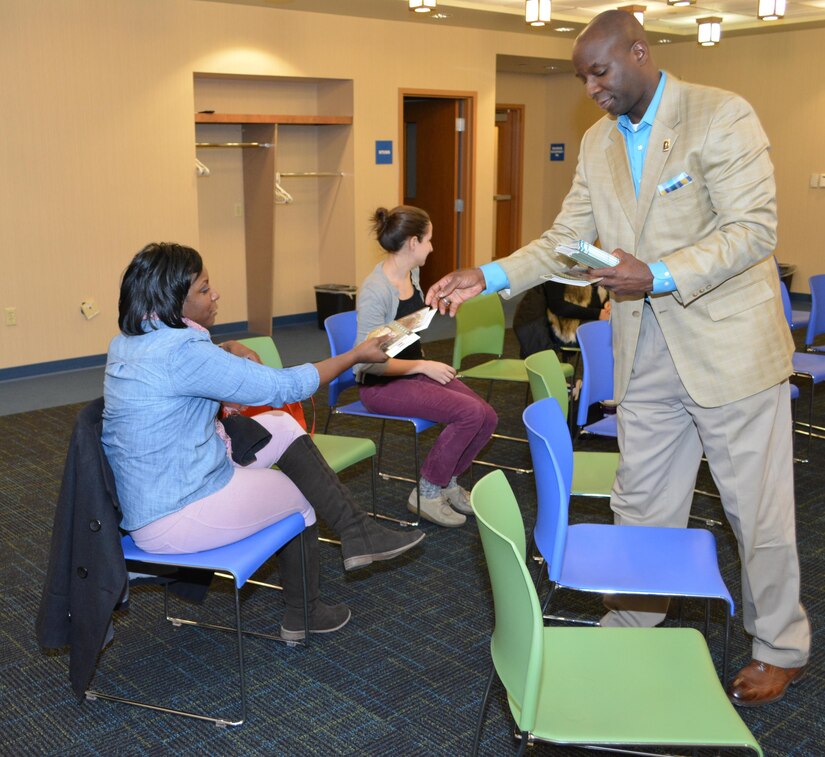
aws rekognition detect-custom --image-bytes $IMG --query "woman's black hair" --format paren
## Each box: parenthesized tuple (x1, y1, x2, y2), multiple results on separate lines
(118, 242, 203, 335)
(371, 205, 431, 253)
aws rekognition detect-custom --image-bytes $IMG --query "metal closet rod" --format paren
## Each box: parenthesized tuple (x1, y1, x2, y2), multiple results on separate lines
(279, 171, 345, 177)
(196, 142, 273, 148)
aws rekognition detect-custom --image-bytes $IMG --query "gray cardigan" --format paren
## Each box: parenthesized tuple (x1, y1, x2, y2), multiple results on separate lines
(354, 262, 423, 383)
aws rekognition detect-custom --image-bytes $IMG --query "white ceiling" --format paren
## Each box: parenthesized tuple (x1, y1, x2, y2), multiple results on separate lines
(198, 0, 825, 74)
(203, 0, 825, 40)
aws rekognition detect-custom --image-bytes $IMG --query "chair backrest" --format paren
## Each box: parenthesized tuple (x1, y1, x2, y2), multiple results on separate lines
(779, 281, 793, 329)
(575, 319, 614, 428)
(324, 310, 358, 407)
(522, 398, 572, 583)
(524, 350, 569, 419)
(471, 470, 544, 733)
(451, 293, 506, 370)
(237, 336, 283, 369)
(806, 274, 825, 347)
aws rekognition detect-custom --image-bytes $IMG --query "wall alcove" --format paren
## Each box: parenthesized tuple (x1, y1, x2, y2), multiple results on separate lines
(194, 74, 354, 336)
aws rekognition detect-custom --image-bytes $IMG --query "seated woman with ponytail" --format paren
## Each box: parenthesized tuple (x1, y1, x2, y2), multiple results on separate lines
(354, 207, 497, 528)
(102, 243, 424, 641)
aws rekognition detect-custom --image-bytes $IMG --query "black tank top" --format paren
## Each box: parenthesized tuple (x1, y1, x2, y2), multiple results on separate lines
(361, 287, 424, 386)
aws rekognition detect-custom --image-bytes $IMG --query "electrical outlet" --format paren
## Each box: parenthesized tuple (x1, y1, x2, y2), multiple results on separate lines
(5, 307, 16, 326)
(80, 300, 100, 320)
(234, 202, 244, 217)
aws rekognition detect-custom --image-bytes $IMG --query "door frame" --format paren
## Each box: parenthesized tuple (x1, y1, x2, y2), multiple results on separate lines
(399, 88, 476, 269)
(494, 103, 525, 258)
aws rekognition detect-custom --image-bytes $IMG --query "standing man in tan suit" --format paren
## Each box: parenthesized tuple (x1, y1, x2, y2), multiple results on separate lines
(427, 10, 809, 706)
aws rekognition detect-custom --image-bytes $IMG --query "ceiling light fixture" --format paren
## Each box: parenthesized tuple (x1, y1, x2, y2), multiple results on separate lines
(696, 16, 722, 45)
(555, 26, 575, 32)
(666, 0, 694, 6)
(525, 0, 551, 26)
(409, 0, 436, 12)
(757, 0, 786, 20)
(618, 5, 646, 26)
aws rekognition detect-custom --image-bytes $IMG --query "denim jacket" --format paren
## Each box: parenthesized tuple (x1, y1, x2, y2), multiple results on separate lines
(102, 322, 318, 530)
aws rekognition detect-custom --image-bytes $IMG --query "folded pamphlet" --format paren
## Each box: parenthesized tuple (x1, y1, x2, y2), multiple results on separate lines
(367, 306, 437, 358)
(541, 267, 601, 287)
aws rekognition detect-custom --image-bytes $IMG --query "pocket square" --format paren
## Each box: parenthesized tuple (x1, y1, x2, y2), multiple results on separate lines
(658, 171, 692, 196)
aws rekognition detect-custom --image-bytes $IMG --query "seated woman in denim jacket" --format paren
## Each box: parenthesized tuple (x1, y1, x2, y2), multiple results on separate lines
(102, 243, 424, 641)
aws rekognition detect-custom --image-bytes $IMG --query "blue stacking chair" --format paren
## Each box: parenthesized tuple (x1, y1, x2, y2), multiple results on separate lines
(779, 279, 811, 333)
(523, 397, 735, 683)
(324, 310, 436, 526)
(86, 514, 308, 727)
(791, 274, 825, 462)
(573, 319, 617, 438)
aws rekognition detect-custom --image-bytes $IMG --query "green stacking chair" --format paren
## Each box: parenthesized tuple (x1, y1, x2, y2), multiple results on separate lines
(524, 349, 618, 499)
(470, 470, 763, 757)
(451, 294, 571, 475)
(237, 337, 378, 527)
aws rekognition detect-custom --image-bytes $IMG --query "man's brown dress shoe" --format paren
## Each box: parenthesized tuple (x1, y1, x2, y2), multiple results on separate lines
(727, 660, 804, 707)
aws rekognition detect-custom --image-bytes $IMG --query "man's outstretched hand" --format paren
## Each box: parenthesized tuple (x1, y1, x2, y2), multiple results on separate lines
(425, 268, 486, 316)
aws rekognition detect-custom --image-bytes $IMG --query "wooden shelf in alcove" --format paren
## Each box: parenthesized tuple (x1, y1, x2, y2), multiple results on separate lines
(195, 113, 352, 125)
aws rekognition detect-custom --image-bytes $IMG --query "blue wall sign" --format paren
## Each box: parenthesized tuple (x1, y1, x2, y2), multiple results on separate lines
(375, 140, 393, 165)
(549, 143, 565, 162)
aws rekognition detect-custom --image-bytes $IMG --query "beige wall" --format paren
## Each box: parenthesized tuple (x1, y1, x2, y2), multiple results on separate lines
(0, 0, 572, 370)
(1, 0, 822, 372)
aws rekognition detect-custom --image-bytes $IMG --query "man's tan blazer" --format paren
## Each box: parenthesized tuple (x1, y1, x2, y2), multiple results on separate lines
(500, 75, 794, 408)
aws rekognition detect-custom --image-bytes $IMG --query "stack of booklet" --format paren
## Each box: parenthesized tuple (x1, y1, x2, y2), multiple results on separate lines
(543, 240, 620, 286)
(367, 306, 437, 357)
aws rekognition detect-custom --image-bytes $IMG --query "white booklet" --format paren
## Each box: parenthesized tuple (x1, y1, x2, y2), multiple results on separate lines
(545, 241, 620, 286)
(367, 306, 437, 358)
(554, 240, 620, 269)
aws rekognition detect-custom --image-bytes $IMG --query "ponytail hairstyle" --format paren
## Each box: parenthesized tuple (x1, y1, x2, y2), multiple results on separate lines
(118, 242, 203, 335)
(371, 205, 431, 253)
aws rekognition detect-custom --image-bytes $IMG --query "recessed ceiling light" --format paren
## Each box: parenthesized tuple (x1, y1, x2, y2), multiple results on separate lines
(431, 13, 448, 18)
(658, 38, 672, 43)
(555, 26, 575, 32)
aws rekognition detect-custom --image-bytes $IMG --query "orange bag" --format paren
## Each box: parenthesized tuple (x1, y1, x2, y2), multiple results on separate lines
(223, 399, 315, 436)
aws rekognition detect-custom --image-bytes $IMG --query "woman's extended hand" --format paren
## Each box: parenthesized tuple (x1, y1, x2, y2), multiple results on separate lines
(420, 361, 457, 385)
(353, 336, 391, 365)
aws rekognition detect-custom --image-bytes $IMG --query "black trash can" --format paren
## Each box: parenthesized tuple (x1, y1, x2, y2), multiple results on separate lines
(777, 263, 796, 292)
(314, 284, 357, 330)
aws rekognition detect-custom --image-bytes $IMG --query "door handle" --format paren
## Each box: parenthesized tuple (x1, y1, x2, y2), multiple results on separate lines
(493, 194, 512, 201)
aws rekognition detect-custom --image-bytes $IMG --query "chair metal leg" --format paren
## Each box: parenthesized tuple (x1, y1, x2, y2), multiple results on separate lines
(471, 663, 497, 757)
(374, 420, 421, 527)
(86, 532, 309, 726)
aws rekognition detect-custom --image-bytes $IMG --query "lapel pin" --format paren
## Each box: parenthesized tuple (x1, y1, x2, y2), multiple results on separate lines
(662, 139, 671, 152)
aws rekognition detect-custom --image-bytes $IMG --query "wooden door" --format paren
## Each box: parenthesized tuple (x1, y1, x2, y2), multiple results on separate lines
(403, 98, 460, 293)
(494, 105, 524, 259)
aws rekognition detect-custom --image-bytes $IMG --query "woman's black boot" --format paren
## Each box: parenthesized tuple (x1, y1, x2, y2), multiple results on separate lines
(279, 523, 351, 641)
(276, 435, 425, 571)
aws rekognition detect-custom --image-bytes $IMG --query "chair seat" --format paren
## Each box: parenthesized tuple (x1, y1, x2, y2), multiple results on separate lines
(312, 433, 376, 473)
(556, 523, 734, 610)
(122, 512, 306, 589)
(334, 400, 436, 434)
(571, 451, 618, 497)
(793, 352, 825, 382)
(522, 627, 759, 751)
(581, 413, 617, 437)
(458, 358, 530, 383)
